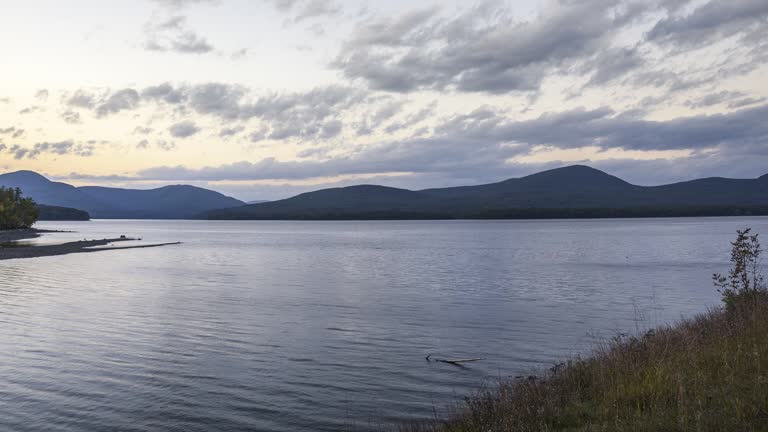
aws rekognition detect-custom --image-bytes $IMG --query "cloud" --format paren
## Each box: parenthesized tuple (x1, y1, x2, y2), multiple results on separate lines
(684, 90, 750, 109)
(268, 0, 340, 21)
(35, 89, 49, 101)
(646, 0, 768, 47)
(135, 138, 175, 151)
(186, 83, 245, 118)
(4, 140, 95, 160)
(230, 48, 248, 60)
(319, 119, 343, 139)
(582, 47, 645, 87)
(438, 103, 768, 152)
(384, 101, 436, 134)
(728, 96, 768, 109)
(141, 82, 188, 104)
(63, 88, 140, 118)
(151, 0, 217, 9)
(370, 100, 406, 124)
(156, 140, 176, 151)
(219, 125, 244, 137)
(169, 120, 201, 138)
(334, 1, 648, 94)
(0, 127, 24, 138)
(125, 102, 768, 184)
(95, 88, 140, 117)
(249, 126, 269, 142)
(269, 0, 300, 12)
(59, 82, 375, 142)
(332, 0, 767, 96)
(66, 90, 98, 109)
(293, 0, 341, 22)
(19, 106, 42, 115)
(133, 126, 154, 135)
(139, 82, 369, 141)
(61, 110, 82, 124)
(144, 15, 214, 54)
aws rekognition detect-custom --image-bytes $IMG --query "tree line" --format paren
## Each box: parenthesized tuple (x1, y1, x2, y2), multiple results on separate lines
(0, 187, 39, 230)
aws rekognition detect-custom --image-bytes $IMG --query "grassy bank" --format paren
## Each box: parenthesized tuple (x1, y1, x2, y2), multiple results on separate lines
(404, 230, 768, 432)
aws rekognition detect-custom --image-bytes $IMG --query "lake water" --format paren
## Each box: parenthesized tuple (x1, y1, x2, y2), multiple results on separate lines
(1, 217, 766, 431)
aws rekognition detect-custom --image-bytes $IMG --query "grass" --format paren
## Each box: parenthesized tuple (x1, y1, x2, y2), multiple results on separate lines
(401, 295, 768, 432)
(399, 229, 768, 432)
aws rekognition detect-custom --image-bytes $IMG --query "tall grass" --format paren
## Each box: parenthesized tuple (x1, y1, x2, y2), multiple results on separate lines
(400, 229, 768, 432)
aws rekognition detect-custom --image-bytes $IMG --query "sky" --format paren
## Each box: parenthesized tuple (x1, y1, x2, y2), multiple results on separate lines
(0, 0, 766, 201)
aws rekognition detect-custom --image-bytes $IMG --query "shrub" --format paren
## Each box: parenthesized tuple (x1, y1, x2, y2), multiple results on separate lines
(713, 228, 766, 314)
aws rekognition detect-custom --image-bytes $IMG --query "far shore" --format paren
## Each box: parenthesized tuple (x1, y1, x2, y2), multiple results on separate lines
(0, 228, 181, 261)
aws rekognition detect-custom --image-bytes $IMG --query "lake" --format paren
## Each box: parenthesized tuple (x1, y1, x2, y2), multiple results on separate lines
(1, 217, 766, 431)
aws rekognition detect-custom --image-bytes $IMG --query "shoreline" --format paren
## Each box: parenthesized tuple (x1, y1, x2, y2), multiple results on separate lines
(403, 297, 768, 431)
(0, 228, 181, 261)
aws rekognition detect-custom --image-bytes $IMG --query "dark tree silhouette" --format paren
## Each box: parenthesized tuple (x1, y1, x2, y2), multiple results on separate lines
(0, 187, 39, 230)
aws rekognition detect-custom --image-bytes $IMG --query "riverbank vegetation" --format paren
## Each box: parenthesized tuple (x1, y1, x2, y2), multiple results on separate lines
(0, 187, 39, 230)
(404, 229, 767, 432)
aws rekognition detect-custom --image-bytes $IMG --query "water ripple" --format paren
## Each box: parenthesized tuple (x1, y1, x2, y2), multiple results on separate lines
(1, 217, 766, 431)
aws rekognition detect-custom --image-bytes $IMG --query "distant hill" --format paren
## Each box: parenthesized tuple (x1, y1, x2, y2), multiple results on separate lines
(204, 166, 768, 220)
(77, 185, 244, 219)
(38, 205, 90, 221)
(0, 171, 244, 219)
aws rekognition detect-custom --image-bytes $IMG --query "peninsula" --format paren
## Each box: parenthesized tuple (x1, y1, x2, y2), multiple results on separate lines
(0, 229, 181, 261)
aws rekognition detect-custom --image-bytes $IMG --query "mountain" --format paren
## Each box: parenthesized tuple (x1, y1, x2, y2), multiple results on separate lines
(77, 185, 244, 219)
(0, 171, 112, 214)
(0, 171, 244, 219)
(38, 205, 90, 221)
(204, 165, 768, 220)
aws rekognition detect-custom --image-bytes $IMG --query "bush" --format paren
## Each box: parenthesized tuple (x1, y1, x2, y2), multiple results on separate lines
(713, 228, 767, 314)
(0, 186, 39, 230)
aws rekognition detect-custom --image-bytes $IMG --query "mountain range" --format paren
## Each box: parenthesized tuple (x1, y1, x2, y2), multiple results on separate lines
(204, 166, 768, 220)
(3, 166, 767, 221)
(0, 170, 244, 219)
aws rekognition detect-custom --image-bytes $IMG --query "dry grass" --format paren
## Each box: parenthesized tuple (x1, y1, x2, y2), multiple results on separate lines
(400, 294, 768, 432)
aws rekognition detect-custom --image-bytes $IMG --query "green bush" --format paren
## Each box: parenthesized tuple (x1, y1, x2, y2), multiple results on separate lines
(713, 228, 766, 314)
(0, 186, 39, 230)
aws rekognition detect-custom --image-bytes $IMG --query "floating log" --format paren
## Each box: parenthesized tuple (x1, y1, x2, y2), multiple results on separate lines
(426, 354, 484, 366)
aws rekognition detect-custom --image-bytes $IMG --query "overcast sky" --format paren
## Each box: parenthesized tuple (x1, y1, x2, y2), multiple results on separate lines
(1, 0, 766, 200)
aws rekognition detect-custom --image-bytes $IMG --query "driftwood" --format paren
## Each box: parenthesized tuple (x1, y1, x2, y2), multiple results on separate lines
(426, 354, 484, 366)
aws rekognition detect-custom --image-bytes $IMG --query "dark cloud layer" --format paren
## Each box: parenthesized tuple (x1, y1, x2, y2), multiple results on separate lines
(334, 1, 644, 94)
(333, 0, 768, 96)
